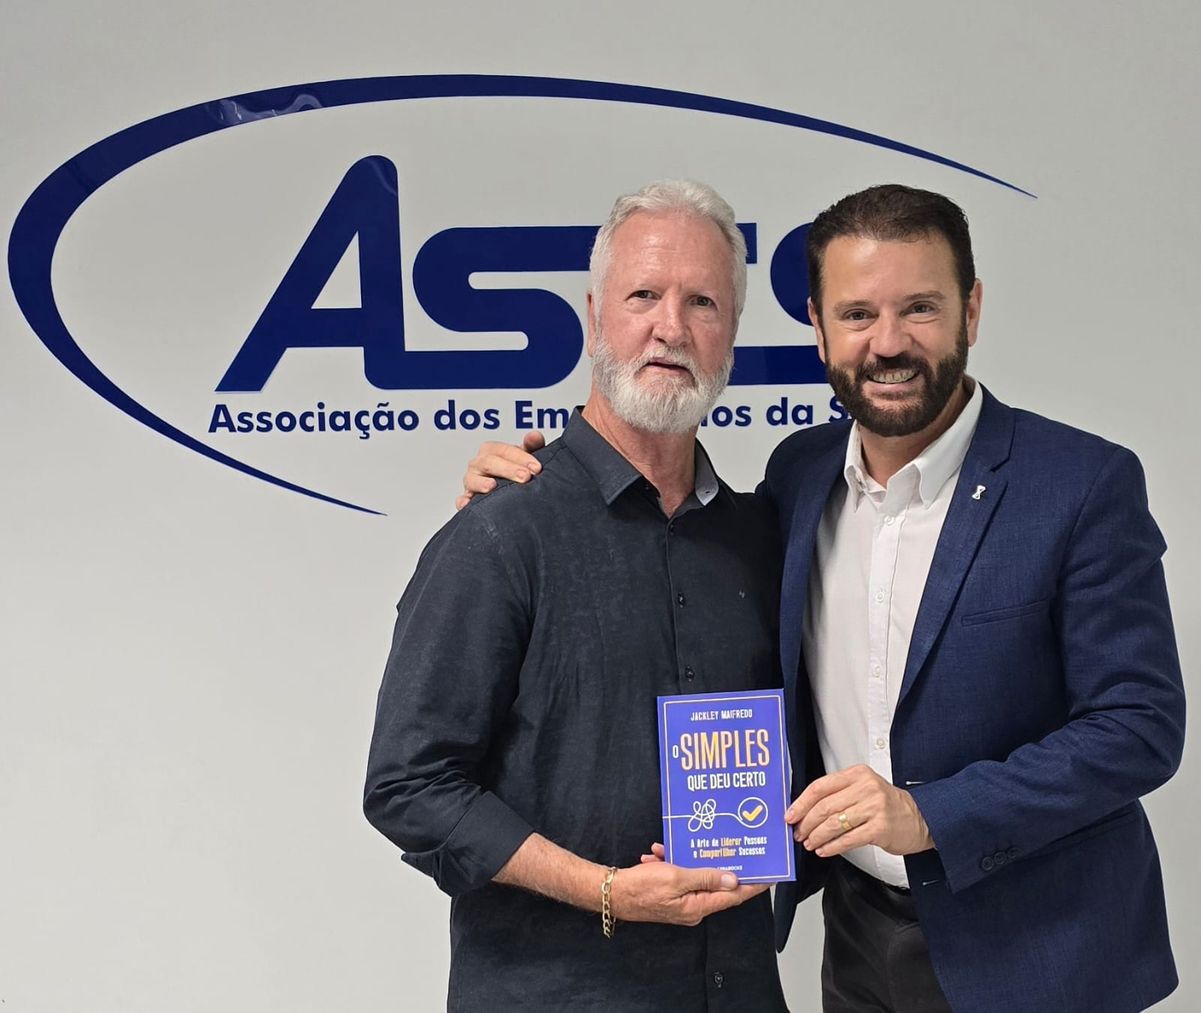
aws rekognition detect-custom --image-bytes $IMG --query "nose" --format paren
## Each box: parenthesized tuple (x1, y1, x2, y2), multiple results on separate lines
(652, 296, 688, 346)
(868, 310, 908, 358)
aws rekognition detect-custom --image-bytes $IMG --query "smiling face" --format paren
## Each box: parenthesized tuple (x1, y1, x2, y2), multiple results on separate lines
(588, 210, 738, 434)
(810, 233, 981, 438)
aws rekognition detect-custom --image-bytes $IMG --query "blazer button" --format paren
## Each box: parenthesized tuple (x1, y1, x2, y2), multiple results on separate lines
(980, 856, 995, 872)
(993, 850, 1008, 867)
(1007, 846, 1020, 861)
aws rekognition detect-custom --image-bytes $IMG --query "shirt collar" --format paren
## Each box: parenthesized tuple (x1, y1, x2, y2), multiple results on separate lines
(842, 378, 983, 507)
(692, 443, 720, 506)
(561, 409, 721, 509)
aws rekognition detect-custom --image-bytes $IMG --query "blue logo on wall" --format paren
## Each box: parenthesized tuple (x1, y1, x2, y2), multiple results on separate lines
(8, 75, 1029, 513)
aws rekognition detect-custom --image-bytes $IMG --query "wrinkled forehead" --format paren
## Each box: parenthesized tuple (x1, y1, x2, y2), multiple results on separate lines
(605, 211, 735, 281)
(820, 233, 959, 290)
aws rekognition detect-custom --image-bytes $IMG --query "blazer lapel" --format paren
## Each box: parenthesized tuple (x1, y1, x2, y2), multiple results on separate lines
(779, 436, 847, 735)
(897, 389, 1016, 709)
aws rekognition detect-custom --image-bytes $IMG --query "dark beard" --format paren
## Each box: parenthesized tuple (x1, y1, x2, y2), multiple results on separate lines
(826, 328, 969, 438)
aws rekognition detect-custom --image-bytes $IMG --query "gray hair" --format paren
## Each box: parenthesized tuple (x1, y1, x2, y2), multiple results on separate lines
(589, 179, 747, 317)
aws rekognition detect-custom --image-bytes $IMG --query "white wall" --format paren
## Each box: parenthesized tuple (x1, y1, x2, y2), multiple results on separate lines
(3, 2, 1197, 1009)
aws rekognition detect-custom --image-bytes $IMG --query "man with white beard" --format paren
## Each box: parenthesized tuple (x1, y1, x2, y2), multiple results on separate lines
(365, 181, 789, 1012)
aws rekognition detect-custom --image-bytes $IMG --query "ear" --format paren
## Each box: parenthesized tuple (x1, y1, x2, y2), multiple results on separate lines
(964, 279, 983, 348)
(808, 298, 828, 364)
(586, 291, 597, 357)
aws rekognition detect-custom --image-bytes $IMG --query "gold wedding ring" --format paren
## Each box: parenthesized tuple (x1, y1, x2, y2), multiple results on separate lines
(837, 811, 852, 833)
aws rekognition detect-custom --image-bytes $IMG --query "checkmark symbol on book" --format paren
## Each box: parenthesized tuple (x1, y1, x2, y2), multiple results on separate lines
(741, 804, 764, 823)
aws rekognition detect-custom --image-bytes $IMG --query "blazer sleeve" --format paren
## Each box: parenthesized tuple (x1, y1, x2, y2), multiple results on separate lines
(908, 445, 1186, 893)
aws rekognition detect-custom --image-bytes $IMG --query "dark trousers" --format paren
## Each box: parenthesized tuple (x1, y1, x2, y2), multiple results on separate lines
(821, 859, 952, 1013)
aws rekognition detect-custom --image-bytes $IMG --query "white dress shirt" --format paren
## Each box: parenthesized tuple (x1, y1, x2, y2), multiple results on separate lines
(803, 381, 983, 887)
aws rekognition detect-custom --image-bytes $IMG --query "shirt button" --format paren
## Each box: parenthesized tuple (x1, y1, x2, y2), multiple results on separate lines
(884, 514, 895, 525)
(676, 593, 686, 606)
(712, 971, 724, 989)
(875, 737, 887, 749)
(871, 663, 882, 678)
(684, 666, 695, 681)
(668, 521, 676, 533)
(874, 589, 885, 603)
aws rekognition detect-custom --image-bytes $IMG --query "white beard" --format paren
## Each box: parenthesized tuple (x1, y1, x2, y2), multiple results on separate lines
(592, 334, 734, 434)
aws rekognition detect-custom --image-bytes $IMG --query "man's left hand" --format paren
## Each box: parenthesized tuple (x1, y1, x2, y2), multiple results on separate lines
(786, 764, 935, 858)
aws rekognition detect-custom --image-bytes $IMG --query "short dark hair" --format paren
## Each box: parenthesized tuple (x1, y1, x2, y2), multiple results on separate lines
(806, 184, 976, 314)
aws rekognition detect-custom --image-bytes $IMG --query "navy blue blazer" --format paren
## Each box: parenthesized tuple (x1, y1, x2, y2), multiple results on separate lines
(762, 388, 1185, 1012)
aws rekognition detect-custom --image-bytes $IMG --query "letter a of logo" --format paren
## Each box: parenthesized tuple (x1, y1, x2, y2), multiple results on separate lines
(217, 156, 408, 392)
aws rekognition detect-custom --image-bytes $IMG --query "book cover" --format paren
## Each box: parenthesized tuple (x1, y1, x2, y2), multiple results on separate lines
(657, 688, 795, 883)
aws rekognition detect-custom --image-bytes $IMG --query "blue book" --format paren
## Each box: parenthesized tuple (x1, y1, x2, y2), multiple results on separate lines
(657, 689, 795, 883)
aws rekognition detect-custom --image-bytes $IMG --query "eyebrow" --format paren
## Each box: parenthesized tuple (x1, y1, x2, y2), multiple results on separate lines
(830, 290, 948, 314)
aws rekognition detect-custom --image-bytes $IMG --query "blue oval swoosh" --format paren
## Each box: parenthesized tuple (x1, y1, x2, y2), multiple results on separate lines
(7, 74, 1032, 515)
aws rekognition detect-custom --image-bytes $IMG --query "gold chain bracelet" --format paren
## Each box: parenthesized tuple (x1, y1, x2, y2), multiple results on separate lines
(601, 866, 617, 938)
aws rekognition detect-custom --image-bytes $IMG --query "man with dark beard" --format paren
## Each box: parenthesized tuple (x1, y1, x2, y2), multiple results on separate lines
(462, 184, 1184, 1013)
(767, 185, 1183, 1013)
(365, 180, 788, 1012)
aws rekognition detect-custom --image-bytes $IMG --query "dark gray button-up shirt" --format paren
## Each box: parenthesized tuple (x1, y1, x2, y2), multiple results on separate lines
(365, 412, 786, 1012)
